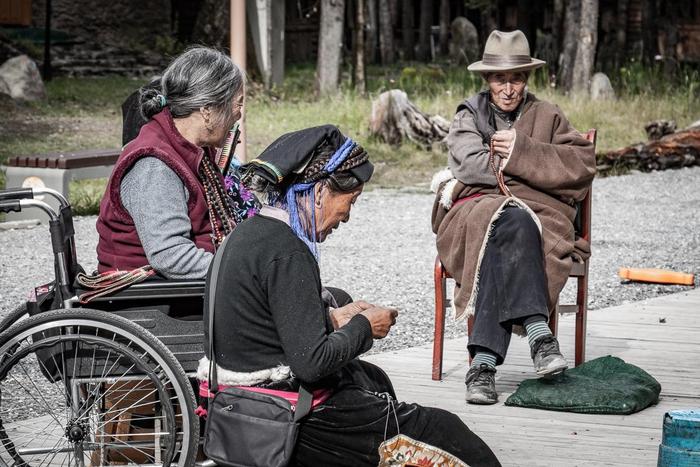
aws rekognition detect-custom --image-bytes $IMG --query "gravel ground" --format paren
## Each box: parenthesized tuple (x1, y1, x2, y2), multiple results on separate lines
(1, 167, 699, 358)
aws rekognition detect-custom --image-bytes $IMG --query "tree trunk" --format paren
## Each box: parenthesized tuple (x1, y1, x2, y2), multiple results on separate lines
(389, 0, 399, 28)
(316, 0, 346, 96)
(192, 0, 230, 48)
(366, 0, 378, 64)
(401, 0, 415, 60)
(661, 2, 683, 80)
(517, 0, 535, 45)
(438, 0, 449, 56)
(614, 0, 628, 68)
(416, 0, 433, 61)
(550, 0, 565, 76)
(641, 0, 658, 64)
(479, 3, 498, 50)
(369, 90, 450, 148)
(353, 0, 367, 94)
(571, 0, 598, 94)
(378, 0, 395, 64)
(558, 0, 581, 92)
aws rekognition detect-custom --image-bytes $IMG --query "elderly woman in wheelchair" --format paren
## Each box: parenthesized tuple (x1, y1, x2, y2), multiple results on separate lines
(197, 125, 500, 466)
(96, 46, 252, 281)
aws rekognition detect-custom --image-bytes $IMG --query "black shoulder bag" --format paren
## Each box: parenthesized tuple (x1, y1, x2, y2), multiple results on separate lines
(203, 234, 313, 467)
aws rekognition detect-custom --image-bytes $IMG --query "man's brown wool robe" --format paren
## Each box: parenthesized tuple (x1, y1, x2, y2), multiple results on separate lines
(432, 94, 597, 322)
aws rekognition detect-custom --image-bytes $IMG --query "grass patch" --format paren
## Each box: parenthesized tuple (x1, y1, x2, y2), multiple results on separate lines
(1, 62, 697, 214)
(68, 178, 108, 215)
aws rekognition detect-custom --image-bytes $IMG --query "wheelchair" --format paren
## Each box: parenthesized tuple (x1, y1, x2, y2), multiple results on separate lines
(0, 187, 215, 466)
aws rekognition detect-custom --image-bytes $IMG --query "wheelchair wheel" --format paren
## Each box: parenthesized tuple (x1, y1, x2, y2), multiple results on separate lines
(0, 303, 28, 333)
(0, 308, 199, 466)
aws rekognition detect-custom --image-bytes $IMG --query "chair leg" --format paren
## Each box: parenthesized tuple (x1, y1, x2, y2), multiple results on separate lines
(549, 306, 559, 336)
(467, 315, 474, 365)
(432, 263, 447, 381)
(575, 270, 589, 366)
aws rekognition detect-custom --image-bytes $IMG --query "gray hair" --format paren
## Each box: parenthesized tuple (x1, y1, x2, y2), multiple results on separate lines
(140, 46, 244, 128)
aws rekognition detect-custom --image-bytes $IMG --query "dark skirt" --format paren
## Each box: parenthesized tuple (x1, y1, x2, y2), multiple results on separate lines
(293, 360, 500, 466)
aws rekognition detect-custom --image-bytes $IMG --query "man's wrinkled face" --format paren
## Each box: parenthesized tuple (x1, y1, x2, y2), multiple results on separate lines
(486, 71, 528, 112)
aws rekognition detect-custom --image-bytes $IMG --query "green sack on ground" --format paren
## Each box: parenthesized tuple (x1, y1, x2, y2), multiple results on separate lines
(505, 355, 661, 414)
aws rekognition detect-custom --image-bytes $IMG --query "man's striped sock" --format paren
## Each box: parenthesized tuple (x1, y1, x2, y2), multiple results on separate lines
(525, 319, 552, 349)
(471, 352, 497, 370)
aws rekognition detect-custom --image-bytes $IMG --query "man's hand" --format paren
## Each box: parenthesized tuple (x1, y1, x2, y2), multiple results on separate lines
(360, 306, 399, 339)
(330, 300, 373, 330)
(491, 129, 516, 168)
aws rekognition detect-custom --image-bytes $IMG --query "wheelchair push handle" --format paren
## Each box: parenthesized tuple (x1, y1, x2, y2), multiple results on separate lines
(0, 198, 60, 221)
(0, 186, 69, 208)
(0, 187, 34, 201)
(0, 200, 21, 213)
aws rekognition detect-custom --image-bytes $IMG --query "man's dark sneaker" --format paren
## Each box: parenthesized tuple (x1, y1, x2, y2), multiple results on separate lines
(531, 335, 568, 376)
(465, 364, 498, 405)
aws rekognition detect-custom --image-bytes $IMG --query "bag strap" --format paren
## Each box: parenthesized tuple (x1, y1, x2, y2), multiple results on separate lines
(206, 233, 313, 421)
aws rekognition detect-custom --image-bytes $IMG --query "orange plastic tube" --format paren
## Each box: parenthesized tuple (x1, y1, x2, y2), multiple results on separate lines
(619, 267, 695, 286)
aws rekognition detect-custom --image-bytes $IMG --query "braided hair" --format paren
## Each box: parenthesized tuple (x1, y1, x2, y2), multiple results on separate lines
(295, 142, 369, 192)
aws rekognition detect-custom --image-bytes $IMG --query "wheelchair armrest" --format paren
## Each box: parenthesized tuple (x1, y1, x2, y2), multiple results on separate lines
(86, 279, 206, 301)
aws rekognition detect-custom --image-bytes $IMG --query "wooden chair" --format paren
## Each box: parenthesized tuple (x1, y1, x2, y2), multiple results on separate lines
(431, 129, 596, 381)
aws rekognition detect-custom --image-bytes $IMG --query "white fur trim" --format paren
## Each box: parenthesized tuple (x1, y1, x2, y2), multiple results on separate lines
(430, 168, 454, 194)
(430, 168, 459, 210)
(196, 357, 292, 386)
(440, 179, 459, 210)
(455, 197, 542, 321)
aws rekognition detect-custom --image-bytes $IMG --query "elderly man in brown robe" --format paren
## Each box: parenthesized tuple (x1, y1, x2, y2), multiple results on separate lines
(431, 30, 596, 404)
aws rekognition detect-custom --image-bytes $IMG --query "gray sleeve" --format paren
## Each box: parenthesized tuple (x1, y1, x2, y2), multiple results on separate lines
(120, 157, 213, 279)
(446, 109, 497, 187)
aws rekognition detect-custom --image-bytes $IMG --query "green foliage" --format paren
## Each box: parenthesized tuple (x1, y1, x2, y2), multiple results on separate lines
(612, 60, 699, 101)
(68, 178, 107, 216)
(40, 76, 147, 115)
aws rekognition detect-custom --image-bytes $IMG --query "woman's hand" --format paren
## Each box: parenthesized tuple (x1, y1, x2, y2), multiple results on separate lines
(330, 301, 373, 330)
(360, 306, 399, 339)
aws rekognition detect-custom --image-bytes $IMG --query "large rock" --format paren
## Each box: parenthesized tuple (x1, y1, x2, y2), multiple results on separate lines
(0, 76, 9, 95)
(449, 17, 479, 65)
(0, 55, 46, 101)
(590, 72, 615, 100)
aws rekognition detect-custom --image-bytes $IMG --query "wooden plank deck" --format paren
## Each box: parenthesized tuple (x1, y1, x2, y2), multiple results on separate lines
(365, 288, 700, 466)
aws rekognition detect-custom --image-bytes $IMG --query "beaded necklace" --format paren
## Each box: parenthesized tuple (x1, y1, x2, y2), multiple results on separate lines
(199, 153, 237, 247)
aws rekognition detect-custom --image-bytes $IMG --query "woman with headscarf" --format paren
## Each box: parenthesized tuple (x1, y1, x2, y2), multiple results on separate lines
(96, 46, 256, 280)
(199, 125, 500, 466)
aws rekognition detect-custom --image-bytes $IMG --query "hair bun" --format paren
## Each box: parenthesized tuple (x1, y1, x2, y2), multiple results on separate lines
(139, 87, 167, 119)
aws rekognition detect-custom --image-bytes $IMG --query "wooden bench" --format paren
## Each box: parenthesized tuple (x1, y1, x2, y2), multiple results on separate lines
(1, 148, 120, 220)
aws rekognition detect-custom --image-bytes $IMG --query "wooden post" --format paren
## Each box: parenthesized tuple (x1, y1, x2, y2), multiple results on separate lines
(231, 0, 248, 162)
(43, 0, 52, 81)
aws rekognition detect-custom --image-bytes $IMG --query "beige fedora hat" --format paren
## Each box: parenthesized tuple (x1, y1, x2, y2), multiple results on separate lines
(468, 29, 545, 72)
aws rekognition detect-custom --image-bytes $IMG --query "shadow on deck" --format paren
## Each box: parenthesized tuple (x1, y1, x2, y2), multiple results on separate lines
(365, 288, 700, 467)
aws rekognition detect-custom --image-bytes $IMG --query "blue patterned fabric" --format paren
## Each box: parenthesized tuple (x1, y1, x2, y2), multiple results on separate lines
(224, 157, 261, 223)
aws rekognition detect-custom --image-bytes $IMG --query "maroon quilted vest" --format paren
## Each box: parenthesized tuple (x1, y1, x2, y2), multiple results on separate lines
(96, 108, 220, 273)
